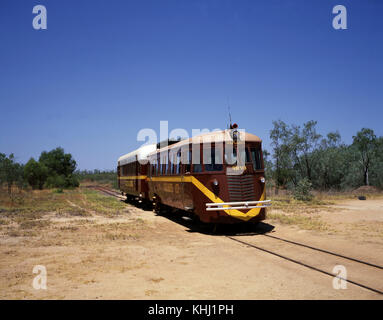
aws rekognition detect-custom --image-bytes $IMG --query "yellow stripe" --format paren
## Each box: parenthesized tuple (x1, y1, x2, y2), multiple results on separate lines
(149, 175, 265, 221)
(190, 176, 265, 221)
(119, 176, 147, 180)
(150, 176, 192, 182)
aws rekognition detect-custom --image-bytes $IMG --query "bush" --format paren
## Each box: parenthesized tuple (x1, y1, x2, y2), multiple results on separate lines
(45, 174, 79, 189)
(45, 175, 66, 188)
(294, 178, 314, 201)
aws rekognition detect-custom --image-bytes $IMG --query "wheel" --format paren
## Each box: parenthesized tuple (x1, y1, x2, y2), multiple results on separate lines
(152, 196, 161, 214)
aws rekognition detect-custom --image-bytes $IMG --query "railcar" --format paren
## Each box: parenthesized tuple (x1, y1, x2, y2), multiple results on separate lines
(118, 126, 271, 223)
(117, 144, 156, 202)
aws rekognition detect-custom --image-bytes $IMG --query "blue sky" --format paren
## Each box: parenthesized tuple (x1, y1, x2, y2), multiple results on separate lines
(0, 0, 382, 170)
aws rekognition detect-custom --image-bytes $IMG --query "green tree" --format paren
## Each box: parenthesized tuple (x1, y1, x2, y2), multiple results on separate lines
(0, 153, 24, 195)
(24, 158, 49, 190)
(39, 147, 77, 177)
(311, 132, 348, 190)
(39, 147, 79, 188)
(352, 128, 377, 186)
(270, 120, 294, 190)
(262, 149, 273, 180)
(288, 121, 322, 182)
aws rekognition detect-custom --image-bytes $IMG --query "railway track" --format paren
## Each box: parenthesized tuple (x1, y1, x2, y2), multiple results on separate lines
(86, 185, 125, 199)
(227, 235, 383, 295)
(89, 185, 383, 296)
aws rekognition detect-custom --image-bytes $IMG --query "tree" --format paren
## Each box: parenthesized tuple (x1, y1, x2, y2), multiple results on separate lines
(0, 153, 24, 195)
(288, 121, 322, 182)
(311, 132, 347, 190)
(262, 149, 273, 180)
(39, 147, 77, 177)
(24, 158, 49, 190)
(369, 137, 383, 189)
(39, 147, 79, 188)
(352, 128, 377, 186)
(270, 120, 294, 190)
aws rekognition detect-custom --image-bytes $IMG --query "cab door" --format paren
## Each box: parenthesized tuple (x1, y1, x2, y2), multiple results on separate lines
(181, 146, 193, 211)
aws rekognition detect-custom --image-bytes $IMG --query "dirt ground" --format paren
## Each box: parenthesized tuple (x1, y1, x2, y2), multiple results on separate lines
(0, 189, 382, 300)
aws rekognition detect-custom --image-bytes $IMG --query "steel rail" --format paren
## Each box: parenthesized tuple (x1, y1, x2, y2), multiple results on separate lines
(227, 236, 383, 295)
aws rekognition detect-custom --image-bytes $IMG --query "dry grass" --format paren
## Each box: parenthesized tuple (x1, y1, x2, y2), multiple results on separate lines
(267, 195, 334, 231)
(0, 186, 151, 299)
(0, 187, 140, 245)
(267, 212, 329, 232)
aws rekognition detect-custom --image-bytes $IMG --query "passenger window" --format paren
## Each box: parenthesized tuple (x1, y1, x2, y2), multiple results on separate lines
(205, 147, 223, 171)
(182, 148, 191, 173)
(172, 152, 176, 174)
(192, 147, 202, 172)
(176, 151, 181, 174)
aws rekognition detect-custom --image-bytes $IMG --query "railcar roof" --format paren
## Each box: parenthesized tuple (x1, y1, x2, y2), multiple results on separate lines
(118, 143, 157, 165)
(117, 130, 262, 164)
(149, 129, 261, 156)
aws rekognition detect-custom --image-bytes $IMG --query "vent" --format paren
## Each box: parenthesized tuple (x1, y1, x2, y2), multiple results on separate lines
(227, 175, 255, 202)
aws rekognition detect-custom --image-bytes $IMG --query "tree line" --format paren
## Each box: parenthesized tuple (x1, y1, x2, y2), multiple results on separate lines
(2, 122, 382, 196)
(266, 120, 383, 193)
(0, 147, 79, 194)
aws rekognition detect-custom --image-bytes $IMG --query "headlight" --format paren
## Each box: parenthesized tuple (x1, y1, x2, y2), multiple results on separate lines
(260, 177, 265, 183)
(213, 179, 219, 186)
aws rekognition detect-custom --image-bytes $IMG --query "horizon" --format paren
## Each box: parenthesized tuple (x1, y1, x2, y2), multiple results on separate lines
(1, 0, 382, 170)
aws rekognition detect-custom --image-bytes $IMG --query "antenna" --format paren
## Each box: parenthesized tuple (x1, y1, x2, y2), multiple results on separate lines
(227, 97, 232, 129)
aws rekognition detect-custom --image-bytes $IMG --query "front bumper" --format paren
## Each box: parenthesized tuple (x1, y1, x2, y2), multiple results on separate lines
(205, 200, 272, 211)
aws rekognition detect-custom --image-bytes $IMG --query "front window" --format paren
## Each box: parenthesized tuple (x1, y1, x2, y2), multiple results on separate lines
(251, 147, 262, 170)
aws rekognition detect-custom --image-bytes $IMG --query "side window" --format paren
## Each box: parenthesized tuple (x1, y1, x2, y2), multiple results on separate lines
(176, 151, 181, 174)
(251, 148, 262, 170)
(165, 152, 169, 175)
(225, 146, 237, 165)
(185, 149, 191, 173)
(171, 152, 176, 175)
(157, 156, 160, 175)
(192, 145, 202, 173)
(205, 147, 223, 171)
(163, 154, 167, 175)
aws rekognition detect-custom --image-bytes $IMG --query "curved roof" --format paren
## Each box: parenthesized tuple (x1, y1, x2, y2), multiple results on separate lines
(118, 144, 156, 166)
(150, 129, 262, 156)
(117, 130, 262, 164)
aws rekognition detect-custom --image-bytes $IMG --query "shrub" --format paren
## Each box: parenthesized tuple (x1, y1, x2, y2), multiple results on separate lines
(294, 178, 314, 201)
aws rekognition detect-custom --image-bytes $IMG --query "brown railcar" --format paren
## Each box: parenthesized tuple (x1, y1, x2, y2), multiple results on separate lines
(118, 128, 271, 223)
(117, 144, 156, 202)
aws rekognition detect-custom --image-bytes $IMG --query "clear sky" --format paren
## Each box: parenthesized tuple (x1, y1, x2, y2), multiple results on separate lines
(1, 0, 382, 170)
